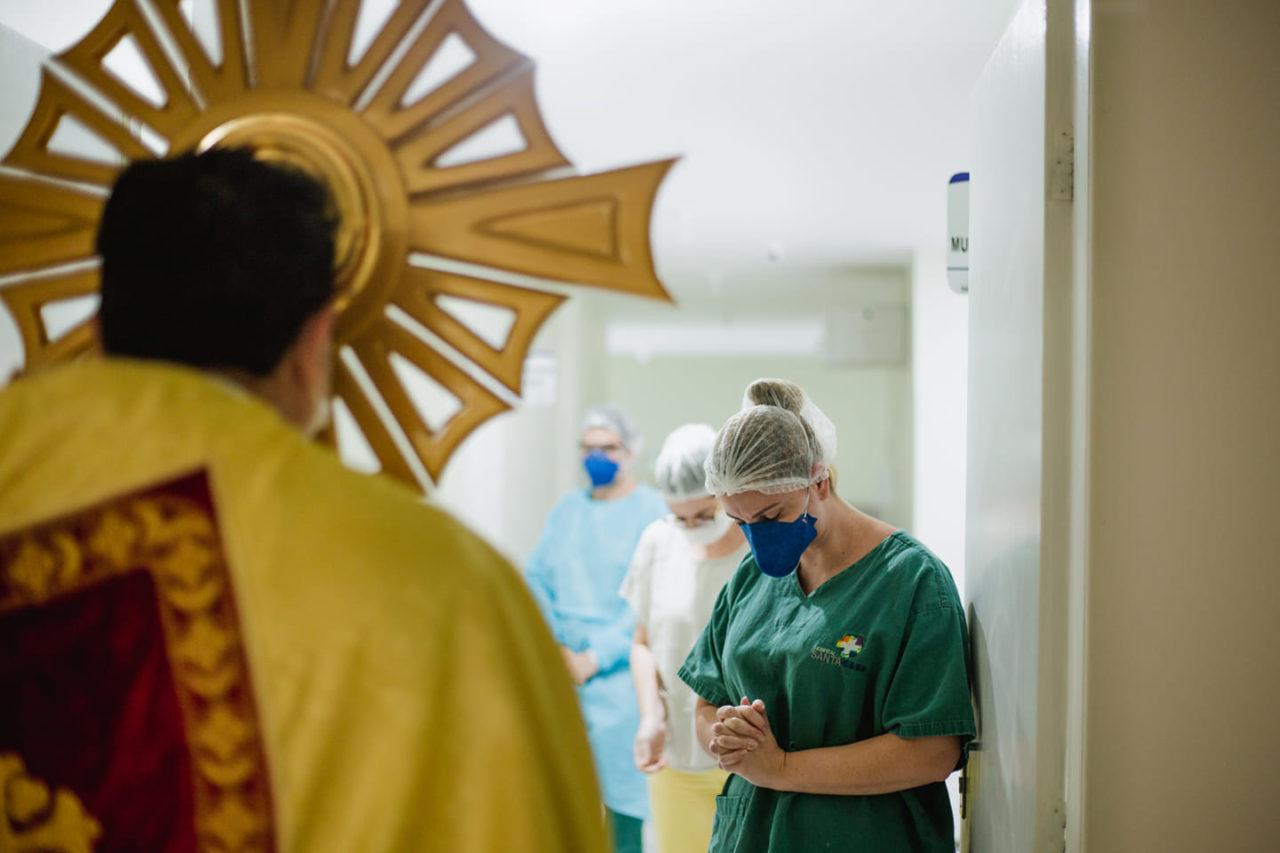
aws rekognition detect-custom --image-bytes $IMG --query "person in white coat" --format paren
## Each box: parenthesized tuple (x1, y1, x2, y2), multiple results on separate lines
(619, 424, 748, 853)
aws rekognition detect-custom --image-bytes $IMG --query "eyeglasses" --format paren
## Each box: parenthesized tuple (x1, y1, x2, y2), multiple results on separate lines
(580, 442, 625, 456)
(670, 512, 717, 529)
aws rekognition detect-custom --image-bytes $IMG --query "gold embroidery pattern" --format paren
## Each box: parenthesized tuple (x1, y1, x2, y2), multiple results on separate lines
(0, 478, 276, 851)
(0, 752, 102, 853)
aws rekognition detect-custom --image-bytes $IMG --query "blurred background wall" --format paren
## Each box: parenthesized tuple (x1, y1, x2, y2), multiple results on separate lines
(0, 0, 1000, 586)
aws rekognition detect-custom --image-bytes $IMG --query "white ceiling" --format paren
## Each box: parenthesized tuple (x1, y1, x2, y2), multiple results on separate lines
(465, 0, 1021, 295)
(0, 0, 1020, 306)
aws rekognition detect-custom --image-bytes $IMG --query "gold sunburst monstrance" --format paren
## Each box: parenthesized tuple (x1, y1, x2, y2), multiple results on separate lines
(0, 0, 675, 491)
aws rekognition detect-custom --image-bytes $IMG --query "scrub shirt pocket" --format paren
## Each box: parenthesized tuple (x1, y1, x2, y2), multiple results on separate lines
(709, 794, 748, 852)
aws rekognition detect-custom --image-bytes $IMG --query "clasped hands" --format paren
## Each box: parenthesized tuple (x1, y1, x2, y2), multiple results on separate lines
(709, 697, 786, 789)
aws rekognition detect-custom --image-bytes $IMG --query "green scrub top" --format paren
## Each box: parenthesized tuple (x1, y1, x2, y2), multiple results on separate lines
(678, 531, 976, 853)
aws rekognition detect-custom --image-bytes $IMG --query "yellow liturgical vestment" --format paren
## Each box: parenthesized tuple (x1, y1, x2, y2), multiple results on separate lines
(0, 358, 608, 853)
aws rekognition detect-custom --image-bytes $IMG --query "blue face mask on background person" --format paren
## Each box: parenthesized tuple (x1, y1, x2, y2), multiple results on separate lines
(584, 450, 620, 487)
(739, 492, 817, 578)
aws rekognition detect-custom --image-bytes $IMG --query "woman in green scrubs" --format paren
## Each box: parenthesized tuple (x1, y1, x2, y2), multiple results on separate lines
(678, 379, 976, 852)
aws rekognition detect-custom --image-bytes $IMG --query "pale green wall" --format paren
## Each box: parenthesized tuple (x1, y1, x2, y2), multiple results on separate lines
(604, 354, 914, 528)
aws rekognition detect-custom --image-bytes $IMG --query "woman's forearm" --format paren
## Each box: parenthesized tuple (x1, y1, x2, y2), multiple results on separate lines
(775, 733, 962, 796)
(630, 624, 665, 723)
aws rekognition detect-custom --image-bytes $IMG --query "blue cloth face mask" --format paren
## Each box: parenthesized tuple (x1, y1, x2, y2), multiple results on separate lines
(739, 492, 817, 578)
(583, 450, 620, 487)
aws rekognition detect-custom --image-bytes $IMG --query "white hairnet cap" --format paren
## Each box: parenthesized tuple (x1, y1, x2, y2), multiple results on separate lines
(580, 404, 643, 455)
(703, 378, 837, 497)
(654, 423, 717, 502)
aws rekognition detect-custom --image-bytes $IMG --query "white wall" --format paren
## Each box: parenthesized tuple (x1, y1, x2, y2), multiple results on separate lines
(0, 24, 45, 154)
(0, 0, 110, 53)
(0, 6, 922, 575)
(599, 265, 915, 531)
(431, 291, 607, 565)
(965, 1, 1059, 849)
(0, 4, 973, 595)
(607, 350, 914, 527)
(0, 22, 49, 381)
(910, 248, 967, 582)
(434, 270, 919, 565)
(909, 248, 969, 837)
(0, 5, 159, 380)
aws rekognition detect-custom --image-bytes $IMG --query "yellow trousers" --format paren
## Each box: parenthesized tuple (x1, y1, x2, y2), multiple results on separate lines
(647, 766, 729, 853)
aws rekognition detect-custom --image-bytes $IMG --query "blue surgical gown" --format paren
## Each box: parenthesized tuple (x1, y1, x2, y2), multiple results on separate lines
(524, 484, 668, 819)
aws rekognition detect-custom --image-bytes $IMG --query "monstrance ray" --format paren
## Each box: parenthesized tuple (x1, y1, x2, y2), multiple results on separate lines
(0, 0, 676, 492)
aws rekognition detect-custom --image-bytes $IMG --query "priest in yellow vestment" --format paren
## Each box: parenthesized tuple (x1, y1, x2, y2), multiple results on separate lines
(0, 148, 608, 852)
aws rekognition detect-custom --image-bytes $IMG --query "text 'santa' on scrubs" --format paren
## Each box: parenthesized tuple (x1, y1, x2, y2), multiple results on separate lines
(678, 531, 976, 853)
(525, 485, 668, 819)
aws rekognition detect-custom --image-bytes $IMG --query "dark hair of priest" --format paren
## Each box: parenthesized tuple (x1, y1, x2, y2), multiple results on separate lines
(96, 146, 337, 377)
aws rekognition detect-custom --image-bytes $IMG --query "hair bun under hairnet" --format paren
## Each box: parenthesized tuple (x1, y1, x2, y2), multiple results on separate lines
(703, 379, 837, 497)
(745, 378, 806, 413)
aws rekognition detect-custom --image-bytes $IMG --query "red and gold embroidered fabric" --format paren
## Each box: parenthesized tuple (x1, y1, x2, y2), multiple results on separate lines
(0, 471, 275, 852)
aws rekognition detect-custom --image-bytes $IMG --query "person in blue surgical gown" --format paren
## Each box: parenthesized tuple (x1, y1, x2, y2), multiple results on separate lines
(525, 405, 668, 853)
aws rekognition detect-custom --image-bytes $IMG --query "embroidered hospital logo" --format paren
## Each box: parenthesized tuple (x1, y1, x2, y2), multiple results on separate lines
(811, 635, 868, 673)
(837, 634, 864, 658)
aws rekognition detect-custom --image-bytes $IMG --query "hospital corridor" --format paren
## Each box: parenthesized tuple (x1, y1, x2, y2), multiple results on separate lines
(0, 0, 1276, 850)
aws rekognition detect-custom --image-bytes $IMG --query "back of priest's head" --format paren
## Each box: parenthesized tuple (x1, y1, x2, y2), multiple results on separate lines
(96, 147, 336, 378)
